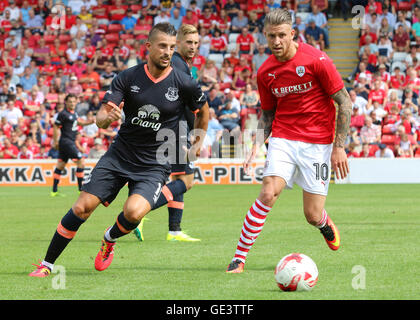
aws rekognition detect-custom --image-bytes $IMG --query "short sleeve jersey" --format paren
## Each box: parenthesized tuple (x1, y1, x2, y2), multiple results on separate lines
(102, 63, 206, 166)
(54, 108, 79, 143)
(257, 43, 344, 144)
(171, 51, 197, 130)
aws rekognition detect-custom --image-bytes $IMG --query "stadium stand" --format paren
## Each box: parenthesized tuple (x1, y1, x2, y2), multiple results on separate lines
(0, 0, 419, 160)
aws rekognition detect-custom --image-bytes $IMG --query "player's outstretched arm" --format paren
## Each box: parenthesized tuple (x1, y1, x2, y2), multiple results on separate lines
(52, 123, 60, 149)
(96, 102, 123, 129)
(244, 108, 275, 175)
(331, 87, 352, 179)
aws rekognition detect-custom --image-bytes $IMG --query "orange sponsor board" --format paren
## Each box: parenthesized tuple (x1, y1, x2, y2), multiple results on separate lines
(0, 160, 265, 186)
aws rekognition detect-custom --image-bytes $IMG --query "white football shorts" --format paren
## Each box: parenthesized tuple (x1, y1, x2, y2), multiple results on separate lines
(263, 137, 333, 196)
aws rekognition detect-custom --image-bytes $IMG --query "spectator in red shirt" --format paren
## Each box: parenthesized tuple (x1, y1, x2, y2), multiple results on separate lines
(65, 7, 77, 30)
(236, 27, 255, 56)
(214, 8, 231, 35)
(0, 9, 12, 32)
(384, 90, 402, 113)
(182, 9, 199, 28)
(402, 68, 420, 95)
(346, 142, 360, 158)
(133, 18, 152, 41)
(17, 144, 34, 159)
(91, 0, 110, 25)
(108, 0, 128, 23)
(248, 0, 264, 19)
(1, 138, 19, 159)
(50, 38, 67, 64)
(199, 7, 216, 32)
(71, 56, 87, 78)
(359, 143, 376, 157)
(367, 79, 387, 110)
(32, 37, 50, 65)
(210, 29, 227, 55)
(393, 24, 410, 53)
(390, 66, 405, 89)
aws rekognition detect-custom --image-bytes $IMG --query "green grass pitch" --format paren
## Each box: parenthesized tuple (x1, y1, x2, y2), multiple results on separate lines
(0, 184, 419, 300)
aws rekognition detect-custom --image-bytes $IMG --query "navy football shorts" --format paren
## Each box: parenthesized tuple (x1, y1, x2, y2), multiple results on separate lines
(58, 142, 83, 163)
(81, 152, 169, 208)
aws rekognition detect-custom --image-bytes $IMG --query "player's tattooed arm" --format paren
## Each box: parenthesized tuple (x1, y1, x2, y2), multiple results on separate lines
(330, 87, 351, 179)
(331, 87, 352, 148)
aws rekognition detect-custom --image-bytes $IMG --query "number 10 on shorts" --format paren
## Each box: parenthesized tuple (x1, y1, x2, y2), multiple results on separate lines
(313, 163, 329, 181)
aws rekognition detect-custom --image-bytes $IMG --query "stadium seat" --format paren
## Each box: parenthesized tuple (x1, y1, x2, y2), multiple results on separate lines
(120, 33, 134, 41)
(369, 143, 379, 154)
(105, 33, 119, 44)
(108, 24, 122, 33)
(392, 52, 407, 62)
(228, 33, 239, 44)
(227, 42, 237, 53)
(42, 137, 51, 147)
(296, 12, 309, 23)
(391, 61, 406, 72)
(208, 53, 224, 69)
(59, 34, 71, 43)
(415, 148, 420, 158)
(131, 4, 142, 13)
(382, 124, 394, 134)
(381, 134, 396, 145)
(398, 2, 412, 11)
(219, 82, 231, 91)
(44, 35, 55, 44)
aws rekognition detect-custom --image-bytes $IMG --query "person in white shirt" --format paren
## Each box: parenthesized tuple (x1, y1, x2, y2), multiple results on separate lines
(154, 9, 170, 25)
(1, 99, 23, 126)
(375, 143, 395, 158)
(349, 89, 369, 115)
(5, 0, 21, 21)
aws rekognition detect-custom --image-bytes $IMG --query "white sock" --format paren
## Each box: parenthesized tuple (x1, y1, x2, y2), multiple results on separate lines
(316, 209, 328, 229)
(42, 260, 54, 271)
(104, 228, 117, 242)
(168, 231, 181, 236)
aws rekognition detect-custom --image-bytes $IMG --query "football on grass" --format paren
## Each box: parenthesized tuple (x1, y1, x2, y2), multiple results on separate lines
(274, 253, 318, 291)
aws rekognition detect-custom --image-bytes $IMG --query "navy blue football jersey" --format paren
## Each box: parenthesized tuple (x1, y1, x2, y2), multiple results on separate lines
(54, 108, 79, 143)
(171, 51, 196, 130)
(102, 63, 206, 167)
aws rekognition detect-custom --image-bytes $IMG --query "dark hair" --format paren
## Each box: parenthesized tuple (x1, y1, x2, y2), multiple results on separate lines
(148, 22, 177, 42)
(65, 93, 77, 102)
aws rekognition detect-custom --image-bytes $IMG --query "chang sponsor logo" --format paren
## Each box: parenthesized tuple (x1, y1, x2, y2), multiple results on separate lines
(131, 104, 162, 131)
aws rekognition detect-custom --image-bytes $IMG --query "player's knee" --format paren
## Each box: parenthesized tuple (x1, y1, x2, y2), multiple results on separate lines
(303, 208, 323, 226)
(72, 203, 91, 220)
(72, 196, 97, 220)
(184, 179, 194, 190)
(258, 190, 278, 207)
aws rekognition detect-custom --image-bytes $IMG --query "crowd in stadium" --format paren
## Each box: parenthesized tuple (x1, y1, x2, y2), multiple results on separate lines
(0, 0, 419, 160)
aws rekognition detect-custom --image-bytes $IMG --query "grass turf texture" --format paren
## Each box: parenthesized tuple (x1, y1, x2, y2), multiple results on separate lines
(0, 184, 419, 300)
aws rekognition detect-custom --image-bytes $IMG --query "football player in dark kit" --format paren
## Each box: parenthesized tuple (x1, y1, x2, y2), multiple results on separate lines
(133, 24, 203, 242)
(51, 93, 94, 197)
(29, 23, 209, 277)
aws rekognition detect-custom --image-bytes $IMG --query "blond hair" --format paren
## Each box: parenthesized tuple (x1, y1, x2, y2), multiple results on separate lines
(264, 8, 293, 28)
(177, 24, 198, 40)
